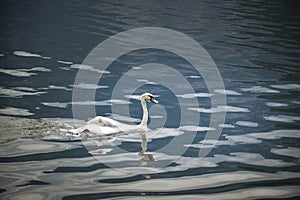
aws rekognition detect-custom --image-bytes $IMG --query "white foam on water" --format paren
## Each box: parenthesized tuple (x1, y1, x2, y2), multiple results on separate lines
(215, 152, 295, 168)
(71, 99, 130, 106)
(0, 53, 4, 56)
(24, 67, 51, 72)
(13, 51, 51, 59)
(12, 87, 37, 92)
(188, 105, 250, 113)
(271, 147, 300, 159)
(151, 115, 164, 119)
(266, 102, 288, 107)
(137, 79, 148, 82)
(71, 83, 109, 90)
(0, 69, 36, 77)
(109, 113, 141, 123)
(71, 64, 110, 74)
(176, 93, 213, 98)
(48, 85, 72, 91)
(13, 51, 43, 57)
(264, 115, 300, 123)
(124, 94, 141, 100)
(0, 107, 33, 116)
(241, 86, 280, 93)
(236, 121, 259, 127)
(214, 89, 242, 96)
(109, 99, 131, 105)
(41, 102, 69, 108)
(179, 125, 215, 132)
(184, 139, 230, 149)
(0, 67, 51, 77)
(188, 75, 201, 79)
(88, 148, 113, 155)
(291, 100, 300, 105)
(57, 60, 73, 65)
(136, 79, 158, 85)
(0, 87, 46, 98)
(124, 94, 159, 101)
(218, 129, 300, 147)
(248, 130, 300, 140)
(271, 84, 300, 90)
(132, 66, 142, 70)
(225, 135, 261, 144)
(219, 124, 235, 128)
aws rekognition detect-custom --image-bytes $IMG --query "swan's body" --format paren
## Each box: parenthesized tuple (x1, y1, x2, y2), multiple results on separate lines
(69, 93, 158, 135)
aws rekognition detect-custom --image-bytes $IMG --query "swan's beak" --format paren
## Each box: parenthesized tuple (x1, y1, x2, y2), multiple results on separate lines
(150, 97, 158, 104)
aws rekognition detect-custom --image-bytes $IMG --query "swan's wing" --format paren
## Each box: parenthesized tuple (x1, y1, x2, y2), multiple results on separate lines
(69, 124, 122, 135)
(87, 116, 119, 127)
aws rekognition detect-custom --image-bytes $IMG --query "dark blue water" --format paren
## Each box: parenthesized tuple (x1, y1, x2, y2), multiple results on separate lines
(0, 0, 300, 199)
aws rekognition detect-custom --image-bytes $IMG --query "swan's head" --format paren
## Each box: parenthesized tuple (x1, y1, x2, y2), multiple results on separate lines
(141, 93, 158, 104)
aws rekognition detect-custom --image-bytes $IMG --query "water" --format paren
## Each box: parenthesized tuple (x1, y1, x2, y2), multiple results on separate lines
(1, 0, 300, 199)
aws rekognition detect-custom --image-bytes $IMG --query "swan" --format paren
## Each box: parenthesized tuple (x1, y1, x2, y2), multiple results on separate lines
(69, 93, 158, 135)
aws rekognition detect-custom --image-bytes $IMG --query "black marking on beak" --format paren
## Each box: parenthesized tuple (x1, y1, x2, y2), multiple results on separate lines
(149, 96, 158, 103)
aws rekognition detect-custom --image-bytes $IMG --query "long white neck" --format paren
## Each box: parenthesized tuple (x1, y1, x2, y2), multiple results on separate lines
(140, 99, 148, 127)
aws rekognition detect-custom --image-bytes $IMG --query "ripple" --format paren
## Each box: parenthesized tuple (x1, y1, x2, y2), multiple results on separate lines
(89, 148, 113, 155)
(0, 107, 33, 116)
(42, 99, 131, 108)
(179, 125, 215, 132)
(0, 67, 51, 77)
(248, 129, 300, 140)
(13, 51, 51, 59)
(236, 121, 259, 127)
(221, 129, 300, 146)
(264, 115, 300, 123)
(57, 60, 73, 65)
(188, 105, 250, 113)
(219, 124, 235, 128)
(121, 186, 300, 200)
(271, 84, 300, 90)
(0, 87, 46, 98)
(271, 147, 300, 159)
(124, 94, 141, 100)
(72, 99, 131, 106)
(214, 89, 242, 96)
(0, 139, 73, 157)
(71, 64, 110, 74)
(176, 93, 213, 98)
(41, 102, 69, 108)
(48, 85, 72, 91)
(117, 128, 184, 142)
(136, 79, 159, 85)
(241, 86, 280, 93)
(109, 114, 140, 123)
(265, 102, 288, 107)
(71, 83, 109, 90)
(188, 75, 201, 79)
(0, 69, 36, 77)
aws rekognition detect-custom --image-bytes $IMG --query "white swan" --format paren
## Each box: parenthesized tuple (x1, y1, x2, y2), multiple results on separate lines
(69, 93, 158, 135)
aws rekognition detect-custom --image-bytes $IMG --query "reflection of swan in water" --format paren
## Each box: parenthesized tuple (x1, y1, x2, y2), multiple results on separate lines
(69, 93, 158, 135)
(139, 133, 154, 166)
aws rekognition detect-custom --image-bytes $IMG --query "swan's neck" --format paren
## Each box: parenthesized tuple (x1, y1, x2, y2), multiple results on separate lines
(140, 99, 148, 127)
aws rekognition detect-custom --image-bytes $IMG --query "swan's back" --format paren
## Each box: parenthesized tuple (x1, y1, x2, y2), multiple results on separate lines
(87, 116, 119, 127)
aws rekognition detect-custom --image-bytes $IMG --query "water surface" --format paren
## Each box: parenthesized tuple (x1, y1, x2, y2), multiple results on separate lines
(0, 0, 299, 199)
